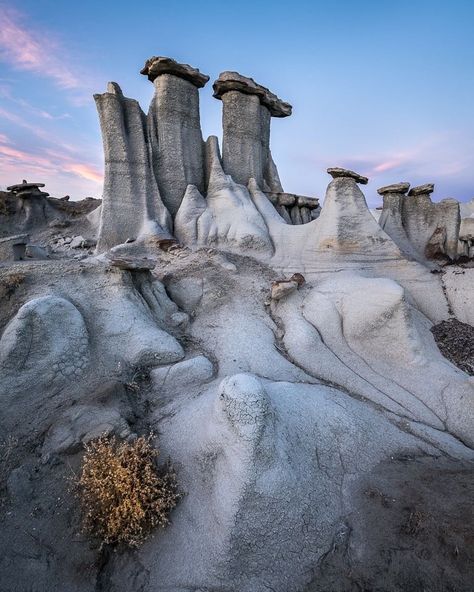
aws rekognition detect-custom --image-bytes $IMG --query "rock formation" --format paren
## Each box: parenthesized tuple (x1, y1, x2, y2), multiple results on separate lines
(94, 82, 172, 251)
(142, 56, 209, 217)
(377, 182, 420, 260)
(213, 71, 291, 191)
(402, 183, 461, 260)
(1, 56, 474, 592)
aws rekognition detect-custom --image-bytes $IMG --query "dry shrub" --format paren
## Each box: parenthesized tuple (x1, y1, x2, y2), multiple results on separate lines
(0, 272, 26, 299)
(77, 435, 180, 547)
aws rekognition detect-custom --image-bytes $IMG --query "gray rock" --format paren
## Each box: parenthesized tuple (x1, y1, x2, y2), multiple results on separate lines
(70, 235, 85, 249)
(297, 195, 320, 208)
(25, 244, 49, 259)
(6, 180, 46, 192)
(277, 204, 292, 224)
(378, 193, 421, 261)
(150, 355, 214, 392)
(277, 193, 296, 207)
(408, 183, 435, 196)
(327, 167, 369, 185)
(290, 204, 302, 225)
(300, 206, 311, 224)
(94, 82, 172, 252)
(42, 404, 131, 460)
(146, 70, 207, 217)
(271, 279, 298, 300)
(213, 72, 290, 191)
(377, 182, 410, 195)
(402, 189, 460, 259)
(107, 254, 156, 271)
(140, 55, 209, 88)
(213, 71, 292, 117)
(0, 234, 29, 262)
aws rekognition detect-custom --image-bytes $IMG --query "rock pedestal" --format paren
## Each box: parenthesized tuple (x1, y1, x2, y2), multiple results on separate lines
(213, 72, 291, 191)
(142, 56, 209, 217)
(94, 82, 171, 252)
(6, 180, 51, 229)
(377, 183, 419, 259)
(402, 184, 460, 260)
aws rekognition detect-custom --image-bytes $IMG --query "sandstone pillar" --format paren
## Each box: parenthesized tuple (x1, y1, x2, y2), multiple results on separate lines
(402, 183, 460, 260)
(377, 182, 418, 259)
(94, 82, 171, 252)
(141, 57, 209, 217)
(212, 72, 291, 190)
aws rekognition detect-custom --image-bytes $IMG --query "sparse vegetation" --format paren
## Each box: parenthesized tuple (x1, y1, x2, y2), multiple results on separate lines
(0, 272, 26, 298)
(76, 434, 180, 547)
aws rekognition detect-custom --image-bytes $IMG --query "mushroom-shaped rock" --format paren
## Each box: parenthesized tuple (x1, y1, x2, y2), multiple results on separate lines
(144, 56, 208, 217)
(408, 183, 435, 196)
(377, 182, 410, 195)
(140, 55, 209, 88)
(7, 181, 46, 193)
(327, 167, 368, 185)
(212, 71, 290, 192)
(213, 71, 292, 117)
(401, 183, 460, 260)
(378, 183, 419, 260)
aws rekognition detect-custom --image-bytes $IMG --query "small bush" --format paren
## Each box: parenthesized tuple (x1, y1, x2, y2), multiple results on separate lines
(77, 435, 180, 547)
(1, 272, 25, 298)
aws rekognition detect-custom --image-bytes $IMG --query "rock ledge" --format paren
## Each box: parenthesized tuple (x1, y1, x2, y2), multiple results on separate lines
(213, 71, 292, 117)
(140, 56, 209, 88)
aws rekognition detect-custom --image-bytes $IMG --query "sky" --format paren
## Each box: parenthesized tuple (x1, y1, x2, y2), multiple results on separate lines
(1, 0, 474, 207)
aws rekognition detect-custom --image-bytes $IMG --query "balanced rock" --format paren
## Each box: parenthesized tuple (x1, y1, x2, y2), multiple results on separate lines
(213, 71, 292, 117)
(213, 71, 291, 191)
(140, 56, 209, 87)
(6, 180, 46, 195)
(144, 57, 208, 217)
(408, 183, 435, 196)
(377, 182, 410, 195)
(327, 167, 369, 185)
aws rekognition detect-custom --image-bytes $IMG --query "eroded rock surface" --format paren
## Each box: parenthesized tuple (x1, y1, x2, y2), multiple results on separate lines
(1, 55, 474, 592)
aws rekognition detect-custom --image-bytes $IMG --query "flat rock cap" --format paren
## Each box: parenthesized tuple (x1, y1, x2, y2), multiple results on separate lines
(327, 167, 368, 185)
(377, 182, 410, 195)
(408, 183, 435, 196)
(213, 71, 292, 118)
(141, 56, 209, 88)
(7, 181, 46, 192)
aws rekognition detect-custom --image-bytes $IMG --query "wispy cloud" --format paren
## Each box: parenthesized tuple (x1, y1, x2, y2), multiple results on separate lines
(0, 133, 102, 188)
(0, 83, 71, 119)
(0, 6, 81, 89)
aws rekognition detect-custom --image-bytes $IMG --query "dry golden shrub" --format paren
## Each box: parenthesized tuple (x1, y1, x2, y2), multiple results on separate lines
(77, 435, 180, 547)
(0, 272, 26, 299)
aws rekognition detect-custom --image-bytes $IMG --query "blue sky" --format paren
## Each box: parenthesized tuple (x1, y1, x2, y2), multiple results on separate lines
(1, 0, 473, 207)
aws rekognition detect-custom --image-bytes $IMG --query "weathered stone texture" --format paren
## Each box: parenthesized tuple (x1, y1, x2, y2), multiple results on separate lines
(94, 82, 171, 252)
(146, 73, 207, 217)
(402, 188, 460, 260)
(213, 72, 291, 191)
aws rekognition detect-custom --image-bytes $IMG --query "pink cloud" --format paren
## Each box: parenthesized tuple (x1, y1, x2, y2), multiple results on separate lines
(65, 163, 103, 184)
(0, 6, 80, 89)
(372, 158, 407, 173)
(0, 135, 102, 188)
